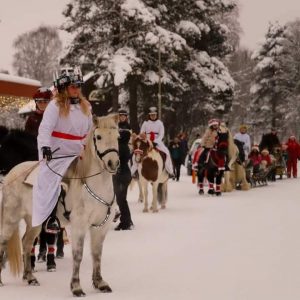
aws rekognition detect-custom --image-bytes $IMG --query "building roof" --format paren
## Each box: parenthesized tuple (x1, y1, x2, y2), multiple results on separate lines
(0, 73, 41, 98)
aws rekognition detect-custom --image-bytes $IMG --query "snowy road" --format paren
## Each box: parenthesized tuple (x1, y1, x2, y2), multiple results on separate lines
(1, 171, 300, 300)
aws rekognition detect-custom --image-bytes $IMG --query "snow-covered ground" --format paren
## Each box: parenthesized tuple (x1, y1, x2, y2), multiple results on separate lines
(1, 169, 300, 300)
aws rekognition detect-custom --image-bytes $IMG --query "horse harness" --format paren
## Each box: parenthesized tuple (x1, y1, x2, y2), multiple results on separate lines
(48, 129, 119, 228)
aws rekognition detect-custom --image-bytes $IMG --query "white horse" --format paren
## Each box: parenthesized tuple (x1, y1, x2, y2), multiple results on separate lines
(132, 135, 168, 212)
(0, 115, 119, 297)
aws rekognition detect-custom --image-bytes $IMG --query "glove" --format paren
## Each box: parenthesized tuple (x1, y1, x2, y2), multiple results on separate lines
(42, 146, 52, 161)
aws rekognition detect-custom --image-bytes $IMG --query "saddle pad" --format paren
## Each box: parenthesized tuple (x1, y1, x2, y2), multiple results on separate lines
(23, 164, 40, 186)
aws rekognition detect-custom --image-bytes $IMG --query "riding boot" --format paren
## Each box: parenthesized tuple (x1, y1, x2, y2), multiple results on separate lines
(46, 254, 56, 272)
(215, 184, 221, 196)
(46, 234, 56, 272)
(198, 183, 204, 195)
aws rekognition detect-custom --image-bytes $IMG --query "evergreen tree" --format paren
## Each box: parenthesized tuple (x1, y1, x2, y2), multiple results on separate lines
(62, 0, 236, 133)
(250, 22, 289, 130)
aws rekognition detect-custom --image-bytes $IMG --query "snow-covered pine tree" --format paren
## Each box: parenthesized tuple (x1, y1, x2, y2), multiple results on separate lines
(62, 0, 235, 134)
(250, 22, 289, 131)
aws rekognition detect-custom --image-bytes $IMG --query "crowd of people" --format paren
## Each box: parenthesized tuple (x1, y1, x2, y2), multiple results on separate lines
(6, 65, 300, 274)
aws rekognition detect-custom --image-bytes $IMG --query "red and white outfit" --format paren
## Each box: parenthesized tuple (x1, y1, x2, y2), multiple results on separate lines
(32, 100, 92, 227)
(131, 119, 174, 175)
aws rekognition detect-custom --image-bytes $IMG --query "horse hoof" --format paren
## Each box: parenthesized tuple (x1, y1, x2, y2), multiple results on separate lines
(99, 285, 112, 293)
(161, 204, 166, 209)
(28, 278, 40, 286)
(152, 209, 159, 213)
(143, 209, 148, 213)
(0, 281, 3, 287)
(72, 289, 86, 297)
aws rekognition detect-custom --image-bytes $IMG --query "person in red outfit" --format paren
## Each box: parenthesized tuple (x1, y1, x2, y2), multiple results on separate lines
(286, 135, 300, 178)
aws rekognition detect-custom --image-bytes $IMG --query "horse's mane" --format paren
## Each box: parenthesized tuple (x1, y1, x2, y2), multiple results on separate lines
(73, 114, 118, 179)
(219, 124, 238, 162)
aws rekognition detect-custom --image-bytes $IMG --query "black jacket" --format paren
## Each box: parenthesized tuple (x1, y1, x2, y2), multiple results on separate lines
(118, 121, 131, 173)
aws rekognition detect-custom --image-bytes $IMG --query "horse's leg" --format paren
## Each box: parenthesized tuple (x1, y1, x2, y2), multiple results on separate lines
(197, 169, 205, 194)
(206, 170, 215, 195)
(90, 228, 112, 293)
(151, 182, 159, 213)
(215, 171, 224, 196)
(137, 179, 143, 203)
(160, 181, 168, 209)
(22, 217, 41, 285)
(70, 221, 87, 297)
(141, 180, 149, 213)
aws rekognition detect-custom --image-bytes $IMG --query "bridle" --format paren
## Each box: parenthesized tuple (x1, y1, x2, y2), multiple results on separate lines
(46, 128, 119, 228)
(133, 138, 151, 162)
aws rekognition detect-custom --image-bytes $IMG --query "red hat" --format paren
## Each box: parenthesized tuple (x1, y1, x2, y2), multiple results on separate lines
(251, 144, 259, 151)
(33, 87, 52, 102)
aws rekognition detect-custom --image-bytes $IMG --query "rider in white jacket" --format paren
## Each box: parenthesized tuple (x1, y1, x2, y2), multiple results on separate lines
(131, 107, 174, 176)
(32, 67, 92, 232)
(234, 124, 251, 159)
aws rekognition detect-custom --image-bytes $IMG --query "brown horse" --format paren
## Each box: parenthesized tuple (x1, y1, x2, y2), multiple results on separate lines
(132, 136, 168, 212)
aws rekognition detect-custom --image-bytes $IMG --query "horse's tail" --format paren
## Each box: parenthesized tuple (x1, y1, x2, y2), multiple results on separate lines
(7, 228, 22, 276)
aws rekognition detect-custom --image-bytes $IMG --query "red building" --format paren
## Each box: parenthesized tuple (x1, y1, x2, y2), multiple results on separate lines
(0, 73, 41, 112)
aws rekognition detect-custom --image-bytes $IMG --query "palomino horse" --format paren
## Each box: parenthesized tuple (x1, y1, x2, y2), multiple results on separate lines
(0, 115, 119, 297)
(132, 135, 168, 212)
(221, 128, 250, 192)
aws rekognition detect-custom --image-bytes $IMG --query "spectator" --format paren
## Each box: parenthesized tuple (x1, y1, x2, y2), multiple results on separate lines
(286, 135, 300, 178)
(169, 137, 184, 181)
(259, 128, 280, 154)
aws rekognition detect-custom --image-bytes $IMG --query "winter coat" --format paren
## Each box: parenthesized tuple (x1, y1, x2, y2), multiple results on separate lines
(234, 132, 251, 158)
(201, 128, 218, 149)
(118, 120, 131, 173)
(261, 154, 272, 166)
(25, 111, 44, 137)
(286, 139, 300, 160)
(259, 133, 280, 153)
(169, 141, 184, 162)
(140, 119, 169, 154)
(248, 151, 262, 166)
(32, 100, 92, 226)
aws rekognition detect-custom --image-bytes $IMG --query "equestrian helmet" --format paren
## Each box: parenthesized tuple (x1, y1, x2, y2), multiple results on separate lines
(33, 87, 52, 102)
(118, 109, 128, 116)
(53, 67, 83, 92)
(148, 106, 158, 115)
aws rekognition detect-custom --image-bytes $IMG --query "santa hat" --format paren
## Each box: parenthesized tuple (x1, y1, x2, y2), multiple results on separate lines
(261, 149, 269, 155)
(251, 144, 259, 151)
(208, 119, 219, 127)
(290, 135, 296, 139)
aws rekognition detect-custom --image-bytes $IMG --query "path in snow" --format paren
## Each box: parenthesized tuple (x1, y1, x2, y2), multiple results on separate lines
(1, 171, 300, 300)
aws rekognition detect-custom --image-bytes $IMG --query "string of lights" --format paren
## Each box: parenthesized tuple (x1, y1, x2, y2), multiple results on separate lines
(0, 95, 31, 111)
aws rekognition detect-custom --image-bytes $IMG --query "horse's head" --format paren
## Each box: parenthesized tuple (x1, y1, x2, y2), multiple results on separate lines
(132, 135, 153, 163)
(88, 114, 120, 174)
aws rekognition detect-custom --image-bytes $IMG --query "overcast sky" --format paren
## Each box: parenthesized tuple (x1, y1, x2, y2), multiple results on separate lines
(1, 0, 300, 74)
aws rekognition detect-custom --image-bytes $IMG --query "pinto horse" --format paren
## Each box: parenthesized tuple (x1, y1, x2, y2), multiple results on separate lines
(0, 115, 120, 296)
(132, 136, 168, 212)
(197, 125, 230, 196)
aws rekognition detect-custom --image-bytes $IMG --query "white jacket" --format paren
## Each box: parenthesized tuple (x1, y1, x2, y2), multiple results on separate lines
(32, 100, 92, 226)
(234, 132, 251, 158)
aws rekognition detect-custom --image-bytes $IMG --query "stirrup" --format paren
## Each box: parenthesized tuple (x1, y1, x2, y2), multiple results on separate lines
(44, 216, 61, 234)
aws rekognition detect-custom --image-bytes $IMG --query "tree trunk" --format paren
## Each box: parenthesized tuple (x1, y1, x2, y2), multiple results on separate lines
(128, 76, 139, 133)
(112, 85, 119, 112)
